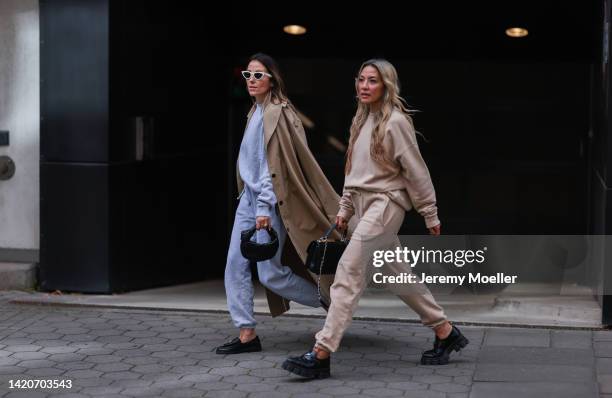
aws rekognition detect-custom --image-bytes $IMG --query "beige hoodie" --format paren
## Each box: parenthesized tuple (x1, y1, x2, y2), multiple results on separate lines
(338, 109, 440, 228)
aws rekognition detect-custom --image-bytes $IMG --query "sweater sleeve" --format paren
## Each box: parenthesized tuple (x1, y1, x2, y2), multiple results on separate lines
(388, 117, 440, 228)
(256, 157, 277, 218)
(337, 188, 355, 221)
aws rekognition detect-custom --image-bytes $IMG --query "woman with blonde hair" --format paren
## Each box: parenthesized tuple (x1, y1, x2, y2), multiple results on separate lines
(282, 59, 468, 378)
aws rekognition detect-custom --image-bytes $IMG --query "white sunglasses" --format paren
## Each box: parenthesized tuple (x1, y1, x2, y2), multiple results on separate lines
(242, 70, 272, 80)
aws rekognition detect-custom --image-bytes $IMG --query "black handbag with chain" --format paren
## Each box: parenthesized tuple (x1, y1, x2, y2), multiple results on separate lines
(305, 223, 348, 275)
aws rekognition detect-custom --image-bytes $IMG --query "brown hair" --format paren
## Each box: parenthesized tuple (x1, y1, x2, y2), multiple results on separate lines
(248, 53, 290, 105)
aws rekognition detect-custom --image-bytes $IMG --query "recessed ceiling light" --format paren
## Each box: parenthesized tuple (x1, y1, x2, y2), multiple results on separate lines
(505, 27, 528, 38)
(283, 25, 307, 35)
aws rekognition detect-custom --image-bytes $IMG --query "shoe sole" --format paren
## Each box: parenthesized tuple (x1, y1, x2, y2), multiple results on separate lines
(215, 345, 262, 355)
(281, 360, 330, 379)
(420, 335, 469, 365)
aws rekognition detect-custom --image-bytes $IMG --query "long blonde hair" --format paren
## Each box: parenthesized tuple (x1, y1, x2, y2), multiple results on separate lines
(345, 59, 417, 174)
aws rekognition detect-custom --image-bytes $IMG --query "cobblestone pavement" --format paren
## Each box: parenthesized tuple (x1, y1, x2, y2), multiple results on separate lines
(0, 291, 610, 397)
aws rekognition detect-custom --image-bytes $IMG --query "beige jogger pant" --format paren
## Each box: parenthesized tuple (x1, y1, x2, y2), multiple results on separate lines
(315, 189, 447, 352)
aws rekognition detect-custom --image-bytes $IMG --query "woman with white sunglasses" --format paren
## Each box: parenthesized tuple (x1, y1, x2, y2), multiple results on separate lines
(216, 53, 342, 355)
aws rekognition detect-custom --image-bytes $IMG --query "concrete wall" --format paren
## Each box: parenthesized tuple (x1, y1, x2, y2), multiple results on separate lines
(0, 0, 39, 252)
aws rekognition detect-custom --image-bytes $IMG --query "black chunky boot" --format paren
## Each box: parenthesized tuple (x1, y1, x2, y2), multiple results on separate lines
(420, 325, 469, 365)
(282, 350, 331, 379)
(215, 336, 262, 355)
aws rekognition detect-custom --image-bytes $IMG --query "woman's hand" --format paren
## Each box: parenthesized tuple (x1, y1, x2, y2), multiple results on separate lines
(335, 215, 348, 231)
(429, 224, 441, 236)
(256, 216, 271, 230)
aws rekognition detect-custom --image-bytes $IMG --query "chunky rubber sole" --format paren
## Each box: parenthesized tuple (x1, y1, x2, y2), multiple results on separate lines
(215, 345, 262, 355)
(420, 335, 469, 365)
(282, 360, 331, 379)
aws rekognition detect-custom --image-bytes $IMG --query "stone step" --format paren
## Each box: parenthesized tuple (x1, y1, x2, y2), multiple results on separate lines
(0, 262, 36, 290)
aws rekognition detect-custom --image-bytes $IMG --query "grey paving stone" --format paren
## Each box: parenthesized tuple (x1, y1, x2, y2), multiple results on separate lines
(447, 394, 469, 398)
(594, 331, 612, 341)
(393, 366, 434, 376)
(192, 381, 234, 391)
(453, 375, 473, 385)
(56, 361, 95, 371)
(101, 371, 142, 380)
(247, 392, 291, 398)
(476, 346, 594, 366)
(123, 331, 158, 338)
(93, 362, 133, 372)
(40, 345, 78, 356)
(0, 339, 35, 346)
(16, 359, 58, 368)
(10, 352, 49, 361)
(180, 373, 221, 383)
(80, 386, 124, 395)
(233, 382, 276, 392)
(161, 388, 204, 397)
(24, 367, 65, 376)
(204, 390, 247, 398)
(141, 344, 177, 352)
(469, 381, 598, 398)
(77, 348, 114, 356)
(0, 365, 25, 375)
(210, 366, 249, 377)
(66, 377, 114, 387)
(598, 358, 612, 374)
(484, 328, 550, 347)
(236, 360, 274, 369)
(0, 358, 18, 366)
(381, 381, 426, 391)
(131, 337, 168, 345)
(429, 382, 471, 393)
(130, 364, 171, 374)
(4, 345, 41, 353)
(435, 367, 474, 377)
(275, 382, 325, 394)
(551, 330, 593, 349)
(122, 356, 160, 366)
(110, 378, 153, 388)
(318, 386, 360, 395)
(248, 367, 288, 378)
(46, 353, 85, 362)
(4, 392, 48, 398)
(159, 357, 197, 366)
(95, 336, 133, 344)
(85, 355, 124, 364)
(120, 386, 165, 396)
(413, 374, 453, 384)
(152, 350, 187, 359)
(62, 369, 104, 379)
(169, 366, 211, 375)
(362, 387, 404, 396)
(113, 349, 153, 358)
(403, 391, 446, 398)
(474, 363, 594, 382)
(342, 380, 386, 389)
(595, 341, 612, 357)
(149, 379, 189, 390)
(599, 374, 612, 394)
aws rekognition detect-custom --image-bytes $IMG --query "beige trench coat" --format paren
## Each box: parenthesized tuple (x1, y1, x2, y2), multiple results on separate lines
(236, 95, 343, 316)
